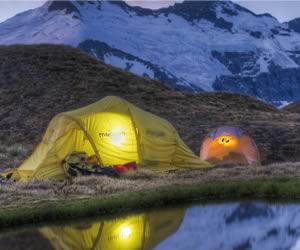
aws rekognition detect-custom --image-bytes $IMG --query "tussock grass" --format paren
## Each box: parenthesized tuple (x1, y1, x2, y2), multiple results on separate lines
(2, 45, 300, 165)
(0, 177, 300, 228)
(2, 45, 300, 227)
(0, 144, 32, 170)
(1, 162, 300, 200)
(121, 169, 160, 180)
(0, 162, 299, 227)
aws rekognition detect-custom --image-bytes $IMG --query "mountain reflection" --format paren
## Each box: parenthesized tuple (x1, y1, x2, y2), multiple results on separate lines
(156, 203, 300, 250)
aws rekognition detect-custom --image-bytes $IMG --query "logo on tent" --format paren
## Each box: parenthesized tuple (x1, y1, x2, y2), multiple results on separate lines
(99, 130, 126, 146)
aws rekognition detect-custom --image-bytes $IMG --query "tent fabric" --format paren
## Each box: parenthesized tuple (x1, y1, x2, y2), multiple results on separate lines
(40, 208, 185, 250)
(13, 96, 212, 181)
(200, 126, 260, 165)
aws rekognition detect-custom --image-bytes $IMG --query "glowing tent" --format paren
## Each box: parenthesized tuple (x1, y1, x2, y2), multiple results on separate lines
(12, 96, 211, 180)
(200, 126, 260, 165)
(40, 208, 185, 250)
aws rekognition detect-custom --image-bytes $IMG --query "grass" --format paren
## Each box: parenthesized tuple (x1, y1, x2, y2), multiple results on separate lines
(0, 144, 32, 169)
(1, 174, 300, 228)
(3, 44, 300, 229)
(3, 45, 300, 165)
(1, 142, 300, 228)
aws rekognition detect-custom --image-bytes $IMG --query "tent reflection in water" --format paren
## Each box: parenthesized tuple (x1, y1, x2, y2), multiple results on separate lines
(200, 126, 260, 165)
(12, 96, 211, 181)
(40, 208, 185, 250)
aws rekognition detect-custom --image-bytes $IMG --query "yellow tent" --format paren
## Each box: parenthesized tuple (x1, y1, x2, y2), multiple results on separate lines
(13, 96, 211, 180)
(40, 208, 185, 250)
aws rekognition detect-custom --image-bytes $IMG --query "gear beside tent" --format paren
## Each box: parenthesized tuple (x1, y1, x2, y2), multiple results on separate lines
(200, 126, 260, 166)
(11, 96, 212, 181)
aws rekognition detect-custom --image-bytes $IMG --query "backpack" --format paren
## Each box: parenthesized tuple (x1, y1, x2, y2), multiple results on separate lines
(62, 152, 119, 178)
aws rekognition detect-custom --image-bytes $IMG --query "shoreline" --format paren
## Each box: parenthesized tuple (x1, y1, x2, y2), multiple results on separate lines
(1, 177, 300, 229)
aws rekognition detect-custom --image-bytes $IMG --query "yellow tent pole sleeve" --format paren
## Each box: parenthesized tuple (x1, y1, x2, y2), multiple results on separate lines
(62, 114, 104, 166)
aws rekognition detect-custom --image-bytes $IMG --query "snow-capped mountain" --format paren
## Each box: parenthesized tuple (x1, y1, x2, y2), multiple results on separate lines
(2, 0, 300, 104)
(78, 39, 200, 91)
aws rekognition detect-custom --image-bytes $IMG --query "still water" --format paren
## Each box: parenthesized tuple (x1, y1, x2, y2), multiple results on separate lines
(2, 202, 300, 250)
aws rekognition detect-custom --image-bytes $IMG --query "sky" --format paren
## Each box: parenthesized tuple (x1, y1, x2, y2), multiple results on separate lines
(0, 1, 300, 23)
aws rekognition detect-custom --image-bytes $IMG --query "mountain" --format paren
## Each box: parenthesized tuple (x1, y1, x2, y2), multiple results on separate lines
(2, 45, 300, 165)
(2, 1, 300, 105)
(78, 40, 199, 91)
(288, 17, 300, 34)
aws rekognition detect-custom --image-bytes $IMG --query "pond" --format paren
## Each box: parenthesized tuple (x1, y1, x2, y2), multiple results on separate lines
(1, 202, 300, 250)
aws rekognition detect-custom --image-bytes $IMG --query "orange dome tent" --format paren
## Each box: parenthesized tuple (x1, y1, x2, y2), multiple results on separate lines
(200, 126, 260, 165)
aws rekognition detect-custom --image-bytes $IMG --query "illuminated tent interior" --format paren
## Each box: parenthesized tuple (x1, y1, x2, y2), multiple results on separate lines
(40, 208, 185, 250)
(200, 126, 260, 165)
(12, 96, 211, 180)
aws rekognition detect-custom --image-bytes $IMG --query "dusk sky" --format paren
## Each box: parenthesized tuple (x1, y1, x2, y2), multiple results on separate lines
(0, 1, 300, 23)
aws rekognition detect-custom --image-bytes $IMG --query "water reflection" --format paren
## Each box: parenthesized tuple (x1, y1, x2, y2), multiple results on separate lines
(2, 203, 300, 250)
(157, 203, 300, 250)
(40, 207, 185, 250)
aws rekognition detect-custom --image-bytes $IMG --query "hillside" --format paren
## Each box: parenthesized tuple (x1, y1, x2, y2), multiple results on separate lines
(2, 1, 300, 105)
(283, 101, 300, 113)
(1, 45, 300, 166)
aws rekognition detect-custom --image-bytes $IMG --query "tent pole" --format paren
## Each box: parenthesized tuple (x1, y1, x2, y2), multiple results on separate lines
(62, 114, 104, 166)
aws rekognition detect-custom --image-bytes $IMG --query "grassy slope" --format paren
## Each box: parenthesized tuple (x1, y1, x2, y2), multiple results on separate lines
(2, 45, 300, 227)
(1, 45, 300, 165)
(284, 101, 300, 113)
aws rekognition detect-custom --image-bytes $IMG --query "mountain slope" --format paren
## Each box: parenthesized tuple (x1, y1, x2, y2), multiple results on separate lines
(78, 40, 199, 91)
(2, 45, 300, 164)
(282, 100, 300, 112)
(1, 1, 300, 104)
(288, 17, 300, 33)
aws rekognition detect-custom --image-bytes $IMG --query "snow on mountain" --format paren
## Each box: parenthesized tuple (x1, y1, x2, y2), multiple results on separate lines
(78, 39, 200, 91)
(2, 0, 300, 104)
